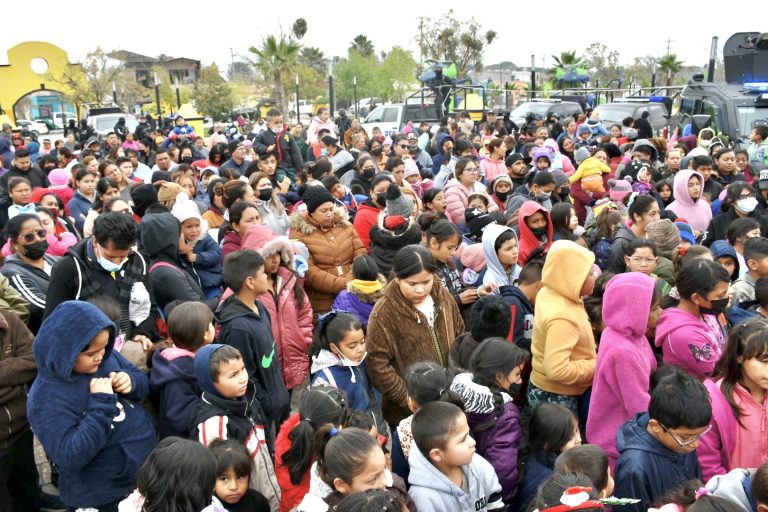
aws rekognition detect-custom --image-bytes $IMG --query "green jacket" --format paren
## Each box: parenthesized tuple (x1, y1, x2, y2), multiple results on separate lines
(0, 273, 29, 324)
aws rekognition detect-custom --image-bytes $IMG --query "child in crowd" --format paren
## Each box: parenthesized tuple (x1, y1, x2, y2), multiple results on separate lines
(569, 156, 611, 194)
(499, 259, 543, 353)
(481, 223, 520, 288)
(28, 301, 156, 511)
(655, 258, 731, 380)
(276, 386, 349, 512)
(310, 312, 386, 438)
(218, 249, 290, 432)
(467, 193, 490, 213)
(587, 273, 662, 468)
(518, 403, 582, 511)
(119, 437, 225, 512)
(190, 344, 281, 510)
(729, 275, 768, 324)
(706, 461, 768, 511)
(297, 427, 414, 511)
(211, 438, 271, 512)
(391, 361, 464, 484)
(407, 401, 504, 511)
(488, 175, 513, 211)
(653, 479, 749, 512)
(332, 254, 386, 326)
(554, 445, 615, 498)
(149, 301, 215, 439)
(591, 209, 623, 271)
(698, 318, 768, 481)
(0, 177, 32, 233)
(172, 192, 223, 299)
(614, 369, 712, 512)
(710, 240, 740, 283)
(450, 295, 512, 370)
(239, 224, 314, 393)
(623, 239, 671, 294)
(644, 219, 680, 287)
(369, 184, 421, 275)
(656, 180, 674, 207)
(419, 213, 469, 309)
(68, 168, 97, 233)
(732, 237, 768, 305)
(531, 472, 605, 512)
(517, 201, 553, 266)
(459, 242, 488, 287)
(726, 217, 761, 278)
(450, 338, 530, 504)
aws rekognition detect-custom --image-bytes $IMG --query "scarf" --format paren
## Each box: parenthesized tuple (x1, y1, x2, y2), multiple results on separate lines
(350, 279, 383, 295)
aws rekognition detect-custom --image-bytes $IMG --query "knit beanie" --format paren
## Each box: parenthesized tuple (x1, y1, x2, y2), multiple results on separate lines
(385, 183, 414, 218)
(302, 185, 335, 214)
(171, 192, 203, 226)
(573, 147, 590, 165)
(470, 295, 513, 342)
(645, 219, 681, 253)
(48, 168, 70, 186)
(464, 208, 496, 242)
(130, 184, 159, 217)
(608, 179, 632, 202)
(403, 159, 420, 180)
(675, 221, 696, 245)
(505, 153, 525, 167)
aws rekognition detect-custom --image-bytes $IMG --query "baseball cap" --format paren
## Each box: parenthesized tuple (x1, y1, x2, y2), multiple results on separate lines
(487, 109, 497, 115)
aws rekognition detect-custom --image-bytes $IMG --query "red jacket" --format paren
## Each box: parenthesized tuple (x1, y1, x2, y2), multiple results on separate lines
(353, 202, 382, 251)
(518, 201, 553, 265)
(258, 266, 314, 389)
(276, 413, 311, 512)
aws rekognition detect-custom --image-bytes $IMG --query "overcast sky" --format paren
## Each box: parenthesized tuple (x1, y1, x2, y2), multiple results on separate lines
(0, 1, 752, 74)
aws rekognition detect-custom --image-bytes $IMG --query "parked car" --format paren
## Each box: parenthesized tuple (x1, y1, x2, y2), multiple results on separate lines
(510, 99, 584, 129)
(86, 113, 139, 138)
(34, 118, 61, 131)
(288, 100, 315, 118)
(53, 112, 78, 129)
(15, 119, 49, 135)
(593, 100, 670, 136)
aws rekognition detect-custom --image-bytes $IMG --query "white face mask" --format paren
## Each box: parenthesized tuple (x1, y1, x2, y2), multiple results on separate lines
(332, 346, 367, 367)
(701, 140, 711, 148)
(736, 197, 758, 214)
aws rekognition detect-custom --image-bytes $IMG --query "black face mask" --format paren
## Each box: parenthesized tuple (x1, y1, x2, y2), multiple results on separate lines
(496, 190, 509, 202)
(376, 193, 387, 206)
(181, 156, 194, 164)
(371, 148, 383, 157)
(23, 239, 48, 260)
(363, 168, 375, 180)
(700, 297, 729, 316)
(506, 382, 522, 397)
(530, 226, 547, 238)
(560, 187, 571, 199)
(258, 188, 273, 201)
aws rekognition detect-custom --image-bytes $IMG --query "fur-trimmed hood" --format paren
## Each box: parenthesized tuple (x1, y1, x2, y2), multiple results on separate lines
(346, 274, 388, 303)
(241, 224, 295, 269)
(289, 204, 351, 236)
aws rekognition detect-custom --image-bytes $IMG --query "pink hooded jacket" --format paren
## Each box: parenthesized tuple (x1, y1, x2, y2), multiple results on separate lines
(666, 169, 712, 233)
(586, 272, 658, 468)
(654, 307, 724, 381)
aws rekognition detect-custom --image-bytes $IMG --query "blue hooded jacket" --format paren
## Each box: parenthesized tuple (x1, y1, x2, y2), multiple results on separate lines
(710, 240, 740, 282)
(27, 301, 156, 508)
(431, 133, 453, 177)
(150, 347, 200, 439)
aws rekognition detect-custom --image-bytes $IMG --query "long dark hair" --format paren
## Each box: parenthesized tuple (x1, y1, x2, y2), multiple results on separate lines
(391, 244, 438, 280)
(550, 202, 576, 241)
(281, 386, 349, 485)
(404, 361, 464, 409)
(310, 312, 364, 358)
(713, 318, 768, 427)
(315, 427, 380, 489)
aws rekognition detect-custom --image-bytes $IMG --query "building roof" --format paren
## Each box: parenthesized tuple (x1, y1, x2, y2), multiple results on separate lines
(109, 50, 158, 64)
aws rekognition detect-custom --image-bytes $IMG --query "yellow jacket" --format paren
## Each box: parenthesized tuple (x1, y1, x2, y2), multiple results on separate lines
(568, 157, 611, 184)
(530, 240, 596, 396)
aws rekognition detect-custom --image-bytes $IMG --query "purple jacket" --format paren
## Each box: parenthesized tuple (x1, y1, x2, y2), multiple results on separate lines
(331, 278, 386, 326)
(450, 372, 522, 503)
(586, 273, 657, 467)
(149, 347, 201, 439)
(698, 379, 738, 482)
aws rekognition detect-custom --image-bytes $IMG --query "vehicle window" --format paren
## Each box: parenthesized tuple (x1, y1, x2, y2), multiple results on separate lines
(593, 105, 634, 124)
(95, 117, 117, 131)
(382, 108, 399, 123)
(702, 100, 722, 133)
(366, 107, 385, 124)
(510, 103, 550, 117)
(737, 106, 768, 139)
(563, 104, 582, 116)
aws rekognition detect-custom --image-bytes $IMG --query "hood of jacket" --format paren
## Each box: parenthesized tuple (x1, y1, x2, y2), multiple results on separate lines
(673, 169, 705, 207)
(616, 412, 677, 458)
(698, 128, 717, 148)
(633, 138, 659, 160)
(139, 212, 181, 260)
(541, 240, 595, 302)
(710, 240, 740, 277)
(603, 272, 656, 338)
(150, 347, 196, 388)
(614, 222, 637, 243)
(241, 224, 295, 269)
(482, 223, 518, 286)
(577, 157, 611, 176)
(346, 275, 387, 303)
(408, 442, 486, 501)
(436, 133, 452, 153)
(289, 205, 351, 236)
(34, 300, 116, 383)
(518, 200, 553, 264)
(310, 347, 345, 375)
(654, 307, 708, 348)
(193, 344, 232, 399)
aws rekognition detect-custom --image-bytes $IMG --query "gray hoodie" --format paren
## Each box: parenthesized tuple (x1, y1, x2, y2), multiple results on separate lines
(408, 442, 505, 511)
(706, 468, 756, 512)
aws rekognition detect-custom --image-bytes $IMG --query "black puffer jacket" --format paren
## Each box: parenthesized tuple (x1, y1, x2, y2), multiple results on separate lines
(369, 216, 422, 275)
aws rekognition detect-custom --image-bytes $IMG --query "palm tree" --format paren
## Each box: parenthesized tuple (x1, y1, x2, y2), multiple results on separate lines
(657, 54, 684, 86)
(300, 46, 327, 75)
(547, 51, 582, 86)
(249, 34, 301, 113)
(350, 35, 375, 58)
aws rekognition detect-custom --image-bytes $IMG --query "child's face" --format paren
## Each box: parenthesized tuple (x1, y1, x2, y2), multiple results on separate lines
(263, 253, 282, 275)
(332, 328, 366, 364)
(696, 165, 712, 181)
(748, 256, 768, 278)
(334, 446, 387, 495)
(716, 256, 737, 278)
(740, 354, 768, 396)
(181, 218, 202, 243)
(467, 199, 487, 212)
(213, 357, 249, 398)
(568, 209, 578, 231)
(647, 299, 662, 331)
(10, 183, 31, 205)
(406, 174, 420, 185)
(497, 238, 519, 268)
(215, 468, 249, 505)
(561, 419, 583, 452)
(429, 413, 476, 469)
(603, 467, 615, 498)
(428, 191, 446, 213)
(428, 235, 460, 264)
(526, 211, 548, 232)
(625, 247, 658, 275)
(247, 265, 269, 295)
(494, 182, 511, 195)
(736, 153, 749, 171)
(649, 418, 710, 454)
(536, 157, 549, 170)
(78, 174, 97, 196)
(496, 364, 524, 392)
(73, 330, 109, 374)
(659, 185, 672, 201)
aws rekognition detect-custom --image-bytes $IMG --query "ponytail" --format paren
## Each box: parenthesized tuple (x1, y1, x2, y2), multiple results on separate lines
(404, 361, 464, 410)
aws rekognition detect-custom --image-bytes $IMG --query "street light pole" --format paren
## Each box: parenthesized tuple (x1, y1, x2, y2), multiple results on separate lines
(154, 72, 162, 123)
(651, 60, 657, 89)
(328, 60, 335, 119)
(175, 78, 181, 109)
(530, 55, 536, 100)
(112, 81, 117, 105)
(295, 74, 300, 124)
(353, 76, 358, 119)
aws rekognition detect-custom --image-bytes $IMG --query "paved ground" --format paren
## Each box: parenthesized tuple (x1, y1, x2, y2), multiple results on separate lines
(33, 436, 58, 496)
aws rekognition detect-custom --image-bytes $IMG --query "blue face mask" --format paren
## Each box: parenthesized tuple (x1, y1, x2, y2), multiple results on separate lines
(95, 242, 124, 273)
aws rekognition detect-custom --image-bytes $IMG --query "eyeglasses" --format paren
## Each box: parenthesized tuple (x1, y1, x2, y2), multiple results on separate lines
(660, 422, 711, 447)
(19, 229, 47, 243)
(629, 256, 658, 265)
(739, 194, 757, 199)
(463, 167, 480, 173)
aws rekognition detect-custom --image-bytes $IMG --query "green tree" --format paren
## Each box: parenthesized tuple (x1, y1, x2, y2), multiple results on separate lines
(227, 61, 255, 83)
(419, 10, 497, 77)
(584, 42, 621, 88)
(350, 35, 375, 58)
(658, 54, 684, 86)
(248, 19, 306, 113)
(192, 64, 235, 121)
(334, 50, 378, 105)
(375, 47, 418, 102)
(300, 46, 327, 76)
(47, 47, 124, 107)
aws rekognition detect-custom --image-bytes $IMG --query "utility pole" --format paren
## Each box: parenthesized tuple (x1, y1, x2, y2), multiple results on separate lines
(664, 37, 675, 56)
(230, 48, 236, 80)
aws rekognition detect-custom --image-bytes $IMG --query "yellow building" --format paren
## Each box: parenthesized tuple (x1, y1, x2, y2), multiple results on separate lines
(0, 41, 79, 125)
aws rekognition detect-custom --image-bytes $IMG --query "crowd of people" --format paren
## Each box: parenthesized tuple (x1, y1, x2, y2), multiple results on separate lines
(2, 101, 768, 512)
